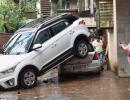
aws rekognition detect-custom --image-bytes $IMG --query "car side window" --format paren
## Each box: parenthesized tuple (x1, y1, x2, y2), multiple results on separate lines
(35, 29, 51, 44)
(50, 21, 69, 36)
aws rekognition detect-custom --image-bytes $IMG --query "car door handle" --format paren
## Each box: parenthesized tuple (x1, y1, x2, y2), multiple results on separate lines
(69, 30, 75, 35)
(51, 43, 56, 48)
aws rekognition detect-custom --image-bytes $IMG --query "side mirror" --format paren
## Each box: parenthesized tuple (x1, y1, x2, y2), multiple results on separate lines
(32, 44, 42, 50)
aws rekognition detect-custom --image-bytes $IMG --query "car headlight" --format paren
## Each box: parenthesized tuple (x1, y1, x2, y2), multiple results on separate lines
(0, 67, 16, 79)
(1, 67, 16, 75)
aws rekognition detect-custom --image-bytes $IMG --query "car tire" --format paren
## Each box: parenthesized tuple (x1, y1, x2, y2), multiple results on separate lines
(19, 69, 37, 89)
(74, 40, 88, 58)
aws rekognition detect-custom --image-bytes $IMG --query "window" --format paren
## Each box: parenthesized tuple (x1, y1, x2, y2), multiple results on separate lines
(35, 29, 51, 44)
(4, 32, 33, 55)
(50, 21, 69, 36)
(65, 0, 71, 9)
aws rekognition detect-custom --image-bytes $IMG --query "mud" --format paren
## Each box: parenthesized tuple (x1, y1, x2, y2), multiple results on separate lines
(1, 70, 130, 100)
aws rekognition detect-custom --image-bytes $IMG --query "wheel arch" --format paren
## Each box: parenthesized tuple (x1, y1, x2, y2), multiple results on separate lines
(73, 34, 89, 47)
(17, 65, 39, 85)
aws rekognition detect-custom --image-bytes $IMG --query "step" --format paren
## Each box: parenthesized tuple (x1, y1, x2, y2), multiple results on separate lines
(41, 7, 50, 9)
(41, 9, 50, 12)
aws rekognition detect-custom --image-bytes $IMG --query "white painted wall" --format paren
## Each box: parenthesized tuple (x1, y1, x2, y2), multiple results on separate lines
(36, 0, 41, 18)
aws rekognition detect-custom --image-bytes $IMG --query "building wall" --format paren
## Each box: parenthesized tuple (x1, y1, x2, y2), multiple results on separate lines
(68, 0, 78, 9)
(115, 0, 130, 77)
(99, 0, 113, 28)
(106, 0, 118, 73)
(107, 29, 116, 71)
(0, 34, 11, 47)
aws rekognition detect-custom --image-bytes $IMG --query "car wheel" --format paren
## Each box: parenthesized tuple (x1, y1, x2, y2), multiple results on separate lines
(19, 69, 37, 88)
(74, 40, 88, 58)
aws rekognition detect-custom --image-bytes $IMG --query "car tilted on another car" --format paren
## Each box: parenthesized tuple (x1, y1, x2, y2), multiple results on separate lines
(0, 13, 92, 89)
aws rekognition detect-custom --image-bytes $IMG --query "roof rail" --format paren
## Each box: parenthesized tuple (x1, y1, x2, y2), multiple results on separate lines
(20, 13, 71, 29)
(42, 13, 71, 24)
(38, 13, 71, 28)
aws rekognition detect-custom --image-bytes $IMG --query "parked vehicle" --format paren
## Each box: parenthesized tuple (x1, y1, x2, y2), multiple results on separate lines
(58, 51, 101, 76)
(0, 13, 92, 89)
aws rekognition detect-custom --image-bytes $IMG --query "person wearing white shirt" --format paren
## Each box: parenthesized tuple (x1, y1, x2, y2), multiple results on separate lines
(92, 37, 104, 69)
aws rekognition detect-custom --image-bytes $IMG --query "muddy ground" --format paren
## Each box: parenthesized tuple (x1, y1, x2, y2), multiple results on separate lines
(1, 69, 130, 100)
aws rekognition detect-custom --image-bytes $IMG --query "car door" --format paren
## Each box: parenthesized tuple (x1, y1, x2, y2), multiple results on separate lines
(32, 20, 72, 71)
(32, 29, 54, 68)
(48, 20, 72, 61)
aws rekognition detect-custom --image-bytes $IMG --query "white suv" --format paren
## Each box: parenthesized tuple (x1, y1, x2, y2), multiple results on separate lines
(0, 13, 91, 89)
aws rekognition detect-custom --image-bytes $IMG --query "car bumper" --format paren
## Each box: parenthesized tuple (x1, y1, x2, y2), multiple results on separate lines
(0, 75, 17, 89)
(86, 60, 101, 72)
(58, 60, 101, 75)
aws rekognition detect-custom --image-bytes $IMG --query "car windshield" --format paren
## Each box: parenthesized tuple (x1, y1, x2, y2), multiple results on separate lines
(3, 32, 34, 55)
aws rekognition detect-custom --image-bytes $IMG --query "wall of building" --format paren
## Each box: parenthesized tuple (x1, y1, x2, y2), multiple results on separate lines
(115, 0, 130, 77)
(107, 29, 116, 71)
(0, 34, 11, 47)
(68, 0, 78, 9)
(99, 0, 113, 28)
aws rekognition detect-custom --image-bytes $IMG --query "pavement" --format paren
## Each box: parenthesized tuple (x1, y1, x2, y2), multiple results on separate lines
(1, 69, 130, 100)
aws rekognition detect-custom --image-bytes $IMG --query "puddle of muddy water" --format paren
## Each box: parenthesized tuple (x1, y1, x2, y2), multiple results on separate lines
(2, 70, 130, 100)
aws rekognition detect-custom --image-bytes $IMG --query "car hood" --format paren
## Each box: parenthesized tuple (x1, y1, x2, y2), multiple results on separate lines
(0, 54, 27, 72)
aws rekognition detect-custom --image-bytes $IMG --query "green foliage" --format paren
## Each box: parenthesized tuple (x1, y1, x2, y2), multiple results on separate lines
(0, 16, 4, 32)
(0, 0, 37, 33)
(22, 0, 37, 12)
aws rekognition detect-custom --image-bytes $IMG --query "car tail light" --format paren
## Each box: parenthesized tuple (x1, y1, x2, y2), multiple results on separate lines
(93, 52, 98, 60)
(79, 20, 86, 25)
